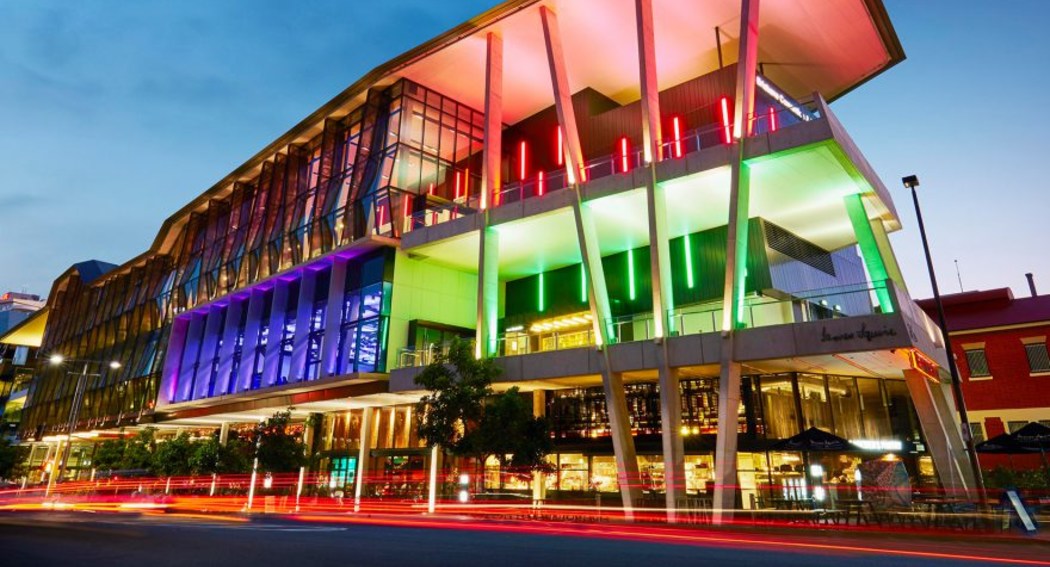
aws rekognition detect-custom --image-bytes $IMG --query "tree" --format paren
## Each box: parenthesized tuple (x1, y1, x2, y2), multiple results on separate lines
(414, 338, 498, 454)
(0, 437, 29, 480)
(190, 435, 252, 476)
(470, 388, 554, 481)
(121, 428, 156, 471)
(252, 411, 307, 474)
(414, 339, 552, 484)
(91, 438, 127, 472)
(151, 432, 195, 479)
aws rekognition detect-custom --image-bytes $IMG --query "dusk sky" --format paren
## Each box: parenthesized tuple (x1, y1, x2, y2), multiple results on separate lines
(1, 0, 1046, 300)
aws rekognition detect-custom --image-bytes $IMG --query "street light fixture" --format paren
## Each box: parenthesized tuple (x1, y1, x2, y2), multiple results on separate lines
(44, 354, 122, 496)
(902, 174, 985, 495)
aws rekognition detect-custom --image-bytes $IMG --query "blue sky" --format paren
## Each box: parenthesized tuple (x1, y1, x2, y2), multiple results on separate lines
(0, 0, 1046, 300)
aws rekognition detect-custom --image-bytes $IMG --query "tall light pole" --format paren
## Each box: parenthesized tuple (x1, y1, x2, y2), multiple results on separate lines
(44, 354, 121, 496)
(902, 174, 984, 495)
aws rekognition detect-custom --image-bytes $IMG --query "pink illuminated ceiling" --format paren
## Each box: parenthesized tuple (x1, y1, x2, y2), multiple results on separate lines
(398, 0, 902, 125)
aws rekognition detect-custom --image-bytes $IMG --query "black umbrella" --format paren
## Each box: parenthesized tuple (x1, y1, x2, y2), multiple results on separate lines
(770, 427, 862, 452)
(975, 433, 1032, 455)
(1011, 422, 1050, 469)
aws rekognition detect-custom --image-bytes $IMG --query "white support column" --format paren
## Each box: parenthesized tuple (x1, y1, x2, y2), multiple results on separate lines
(476, 227, 500, 359)
(193, 307, 226, 400)
(427, 445, 442, 514)
(354, 407, 374, 512)
(905, 370, 975, 494)
(219, 422, 230, 446)
(290, 270, 317, 382)
(543, 4, 640, 514)
(234, 289, 266, 394)
(635, 0, 663, 165)
(714, 0, 760, 524)
(176, 314, 205, 402)
(531, 390, 547, 503)
(657, 356, 684, 522)
(262, 281, 290, 387)
(322, 258, 348, 376)
(215, 298, 243, 396)
(540, 6, 585, 184)
(481, 31, 502, 211)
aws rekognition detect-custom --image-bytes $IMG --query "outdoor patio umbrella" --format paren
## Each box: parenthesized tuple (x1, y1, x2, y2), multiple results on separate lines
(770, 427, 862, 452)
(974, 433, 1031, 454)
(1011, 422, 1050, 469)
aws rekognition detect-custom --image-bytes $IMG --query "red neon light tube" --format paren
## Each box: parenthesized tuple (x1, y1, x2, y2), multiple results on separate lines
(519, 141, 527, 181)
(537, 170, 545, 196)
(620, 137, 630, 173)
(720, 97, 732, 143)
(672, 117, 683, 158)
(556, 127, 564, 166)
(769, 107, 777, 132)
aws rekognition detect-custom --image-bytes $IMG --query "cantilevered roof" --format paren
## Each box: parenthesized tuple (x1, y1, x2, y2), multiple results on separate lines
(0, 307, 48, 348)
(83, 0, 904, 288)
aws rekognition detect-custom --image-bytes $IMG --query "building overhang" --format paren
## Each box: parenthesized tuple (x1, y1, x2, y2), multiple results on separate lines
(0, 307, 48, 348)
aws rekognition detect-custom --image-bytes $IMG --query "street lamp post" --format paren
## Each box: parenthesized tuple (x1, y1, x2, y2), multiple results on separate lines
(902, 174, 985, 495)
(44, 354, 121, 496)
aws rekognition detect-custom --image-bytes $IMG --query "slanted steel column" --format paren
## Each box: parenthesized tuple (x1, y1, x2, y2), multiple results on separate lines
(904, 370, 975, 495)
(476, 31, 503, 359)
(714, 0, 760, 524)
(215, 298, 244, 396)
(844, 194, 895, 313)
(322, 258, 348, 376)
(636, 0, 684, 522)
(542, 4, 641, 514)
(290, 270, 318, 381)
(234, 289, 266, 394)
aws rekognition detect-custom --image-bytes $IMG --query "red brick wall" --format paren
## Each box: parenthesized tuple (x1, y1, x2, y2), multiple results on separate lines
(951, 324, 1050, 411)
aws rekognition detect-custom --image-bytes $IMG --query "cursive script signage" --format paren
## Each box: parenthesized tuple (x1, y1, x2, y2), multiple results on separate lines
(820, 322, 898, 343)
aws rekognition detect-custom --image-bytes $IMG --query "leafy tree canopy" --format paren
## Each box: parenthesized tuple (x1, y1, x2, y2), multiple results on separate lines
(0, 437, 29, 480)
(252, 411, 307, 473)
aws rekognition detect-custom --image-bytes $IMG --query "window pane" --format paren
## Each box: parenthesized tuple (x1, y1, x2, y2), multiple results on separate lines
(1024, 343, 1050, 372)
(965, 349, 990, 377)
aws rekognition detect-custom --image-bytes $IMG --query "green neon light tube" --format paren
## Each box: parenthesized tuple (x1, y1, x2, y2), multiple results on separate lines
(538, 272, 545, 312)
(627, 249, 636, 301)
(580, 264, 587, 303)
(684, 234, 695, 289)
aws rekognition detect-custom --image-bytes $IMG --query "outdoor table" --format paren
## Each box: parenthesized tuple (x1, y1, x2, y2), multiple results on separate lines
(835, 498, 878, 525)
(911, 498, 970, 528)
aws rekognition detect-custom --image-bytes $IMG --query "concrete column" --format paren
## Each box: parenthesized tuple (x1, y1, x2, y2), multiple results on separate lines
(599, 367, 643, 514)
(219, 422, 230, 446)
(475, 226, 500, 358)
(193, 307, 226, 400)
(732, 0, 761, 139)
(844, 194, 894, 313)
(354, 407, 374, 512)
(322, 258, 348, 376)
(540, 5, 585, 184)
(215, 298, 244, 396)
(290, 270, 318, 382)
(531, 390, 547, 502)
(657, 355, 685, 522)
(481, 32, 502, 210)
(903, 370, 974, 495)
(234, 289, 266, 394)
(714, 0, 760, 523)
(427, 445, 442, 514)
(262, 281, 290, 387)
(635, 0, 663, 163)
(176, 314, 205, 402)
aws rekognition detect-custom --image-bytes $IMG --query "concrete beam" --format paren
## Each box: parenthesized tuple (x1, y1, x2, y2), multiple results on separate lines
(904, 370, 975, 496)
(234, 289, 266, 394)
(290, 269, 318, 381)
(540, 6, 585, 184)
(322, 258, 348, 376)
(635, 0, 663, 164)
(476, 226, 500, 358)
(215, 298, 244, 396)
